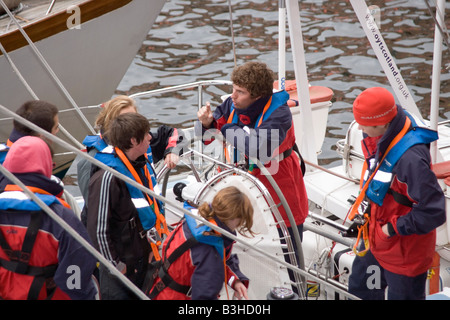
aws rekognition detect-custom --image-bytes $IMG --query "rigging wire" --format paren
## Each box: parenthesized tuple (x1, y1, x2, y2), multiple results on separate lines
(424, 0, 450, 69)
(0, 42, 85, 150)
(227, 0, 237, 68)
(0, 102, 359, 300)
(0, 0, 96, 134)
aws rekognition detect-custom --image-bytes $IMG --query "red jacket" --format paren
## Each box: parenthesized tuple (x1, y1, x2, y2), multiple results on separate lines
(150, 216, 248, 300)
(0, 136, 97, 300)
(361, 107, 445, 276)
(206, 93, 308, 227)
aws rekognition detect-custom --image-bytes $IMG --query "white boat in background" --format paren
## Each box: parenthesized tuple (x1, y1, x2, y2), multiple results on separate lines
(0, 0, 448, 301)
(0, 0, 166, 176)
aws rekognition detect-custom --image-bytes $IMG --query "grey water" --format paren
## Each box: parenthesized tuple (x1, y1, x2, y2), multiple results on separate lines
(65, 0, 449, 196)
(114, 0, 449, 168)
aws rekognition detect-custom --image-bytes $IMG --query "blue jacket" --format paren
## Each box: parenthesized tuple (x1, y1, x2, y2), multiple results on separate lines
(93, 147, 161, 231)
(204, 92, 309, 227)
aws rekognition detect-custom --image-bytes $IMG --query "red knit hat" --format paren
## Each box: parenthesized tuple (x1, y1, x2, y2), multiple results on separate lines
(353, 87, 397, 126)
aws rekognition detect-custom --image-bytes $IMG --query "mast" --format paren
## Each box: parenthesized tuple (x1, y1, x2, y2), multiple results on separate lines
(278, 0, 286, 91)
(429, 0, 446, 163)
(285, 0, 318, 166)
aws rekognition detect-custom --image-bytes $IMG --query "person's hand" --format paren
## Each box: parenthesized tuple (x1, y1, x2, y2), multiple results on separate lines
(197, 101, 214, 128)
(233, 280, 248, 300)
(116, 261, 127, 275)
(164, 153, 179, 169)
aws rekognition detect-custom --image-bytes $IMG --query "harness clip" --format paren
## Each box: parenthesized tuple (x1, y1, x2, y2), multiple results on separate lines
(147, 227, 162, 245)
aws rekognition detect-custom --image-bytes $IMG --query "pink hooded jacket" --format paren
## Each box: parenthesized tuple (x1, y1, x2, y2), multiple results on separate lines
(3, 136, 52, 178)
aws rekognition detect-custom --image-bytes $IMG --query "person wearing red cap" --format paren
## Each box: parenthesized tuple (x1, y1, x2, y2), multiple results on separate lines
(0, 136, 97, 299)
(347, 87, 446, 300)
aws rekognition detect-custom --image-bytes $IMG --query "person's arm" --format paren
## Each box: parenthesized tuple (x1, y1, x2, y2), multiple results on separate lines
(388, 146, 446, 236)
(87, 171, 121, 266)
(53, 206, 98, 300)
(150, 125, 187, 168)
(225, 252, 249, 299)
(196, 99, 231, 146)
(220, 104, 292, 164)
(190, 244, 225, 300)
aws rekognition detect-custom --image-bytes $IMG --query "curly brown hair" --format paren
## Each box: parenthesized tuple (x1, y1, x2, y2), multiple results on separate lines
(231, 61, 274, 98)
(197, 186, 254, 237)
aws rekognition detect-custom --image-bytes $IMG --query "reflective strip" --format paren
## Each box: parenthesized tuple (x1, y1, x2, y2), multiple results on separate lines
(368, 158, 376, 170)
(132, 198, 150, 209)
(373, 170, 392, 183)
(153, 184, 161, 195)
(100, 145, 114, 153)
(363, 170, 369, 182)
(228, 275, 235, 287)
(0, 191, 29, 200)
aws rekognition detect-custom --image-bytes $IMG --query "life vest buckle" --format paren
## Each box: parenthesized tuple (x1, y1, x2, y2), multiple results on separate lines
(147, 227, 162, 245)
(9, 250, 30, 263)
(129, 217, 137, 229)
(155, 280, 165, 292)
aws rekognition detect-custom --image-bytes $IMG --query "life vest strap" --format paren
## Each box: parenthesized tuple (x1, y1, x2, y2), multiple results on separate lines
(4, 184, 71, 209)
(348, 116, 411, 221)
(145, 227, 198, 299)
(387, 188, 413, 208)
(145, 217, 224, 299)
(0, 210, 58, 299)
(353, 213, 370, 257)
(115, 147, 169, 238)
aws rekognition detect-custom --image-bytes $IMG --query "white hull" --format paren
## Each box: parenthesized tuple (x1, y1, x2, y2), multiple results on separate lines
(0, 0, 166, 175)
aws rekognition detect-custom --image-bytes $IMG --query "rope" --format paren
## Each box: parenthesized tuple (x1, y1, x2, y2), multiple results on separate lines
(227, 0, 237, 68)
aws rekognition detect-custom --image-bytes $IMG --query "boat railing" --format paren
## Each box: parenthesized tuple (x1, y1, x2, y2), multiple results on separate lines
(130, 79, 233, 167)
(161, 149, 305, 295)
(130, 80, 232, 100)
(0, 102, 360, 300)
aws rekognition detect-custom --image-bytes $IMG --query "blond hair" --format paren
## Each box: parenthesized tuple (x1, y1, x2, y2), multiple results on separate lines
(198, 186, 254, 236)
(95, 95, 137, 133)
